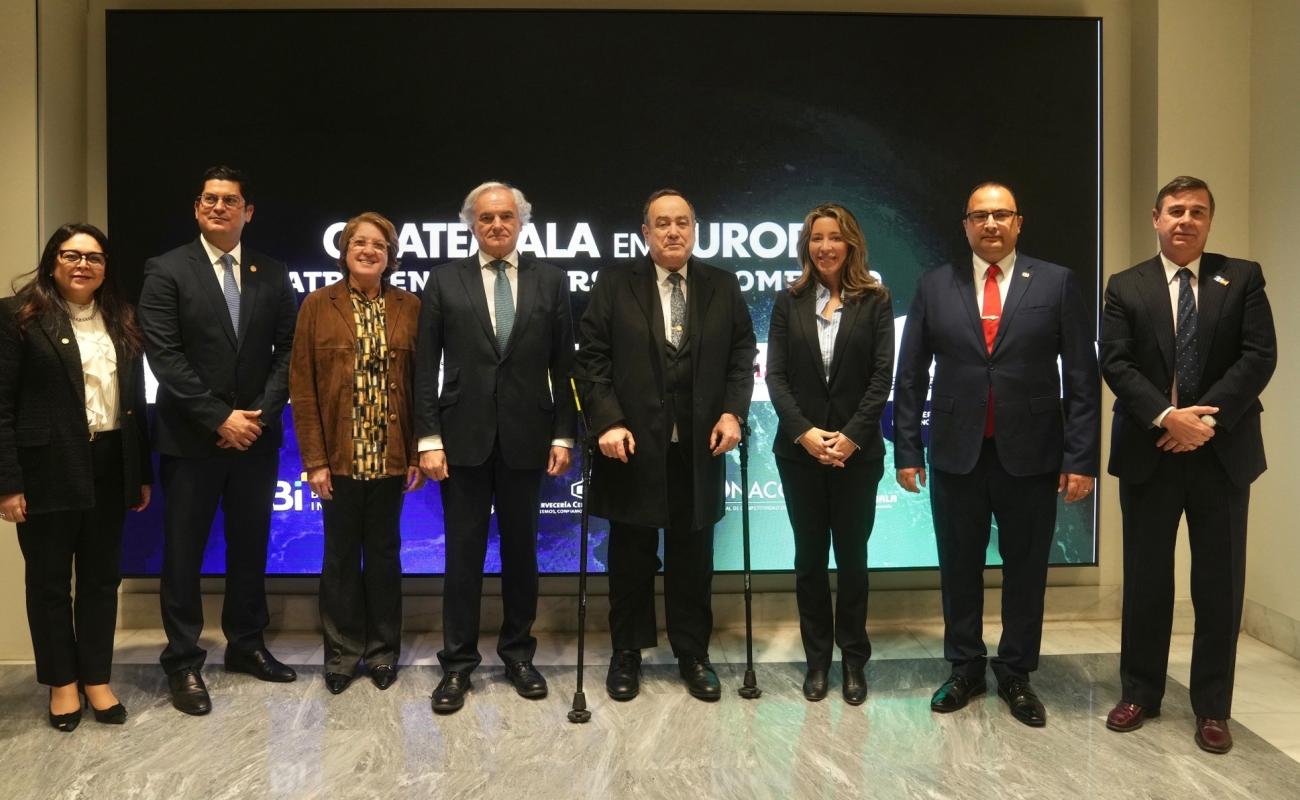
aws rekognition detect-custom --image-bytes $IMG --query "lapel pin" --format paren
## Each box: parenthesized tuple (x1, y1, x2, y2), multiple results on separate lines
(1213, 274, 1229, 286)
(249, 265, 258, 273)
(61, 337, 70, 344)
(1021, 271, 1030, 278)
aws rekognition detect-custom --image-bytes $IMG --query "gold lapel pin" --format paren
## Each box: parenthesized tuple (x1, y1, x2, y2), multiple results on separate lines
(61, 337, 70, 344)
(1213, 274, 1229, 286)
(1021, 271, 1031, 278)
(249, 265, 258, 273)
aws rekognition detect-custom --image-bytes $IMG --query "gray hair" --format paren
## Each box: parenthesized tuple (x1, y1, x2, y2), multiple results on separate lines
(459, 181, 533, 227)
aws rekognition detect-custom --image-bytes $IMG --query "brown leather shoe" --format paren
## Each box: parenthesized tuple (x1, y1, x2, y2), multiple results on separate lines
(1195, 717, 1233, 754)
(1106, 701, 1159, 732)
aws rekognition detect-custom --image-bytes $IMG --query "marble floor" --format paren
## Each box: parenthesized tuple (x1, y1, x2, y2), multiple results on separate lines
(3, 621, 1300, 799)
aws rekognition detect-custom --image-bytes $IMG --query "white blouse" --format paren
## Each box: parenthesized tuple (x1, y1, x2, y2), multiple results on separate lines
(67, 301, 119, 433)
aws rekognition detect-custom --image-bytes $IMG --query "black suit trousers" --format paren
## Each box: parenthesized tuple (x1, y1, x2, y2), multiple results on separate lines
(17, 433, 126, 686)
(1118, 448, 1248, 719)
(158, 449, 278, 674)
(319, 475, 404, 674)
(930, 438, 1058, 682)
(437, 443, 542, 673)
(776, 454, 883, 670)
(608, 442, 715, 658)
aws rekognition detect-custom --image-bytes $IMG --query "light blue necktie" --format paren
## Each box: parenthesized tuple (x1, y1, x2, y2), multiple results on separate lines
(220, 253, 240, 332)
(493, 260, 514, 351)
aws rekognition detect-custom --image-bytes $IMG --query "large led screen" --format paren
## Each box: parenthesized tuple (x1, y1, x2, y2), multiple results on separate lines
(106, 10, 1101, 575)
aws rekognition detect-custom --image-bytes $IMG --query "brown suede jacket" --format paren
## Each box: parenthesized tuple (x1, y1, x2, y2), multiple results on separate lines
(289, 281, 421, 477)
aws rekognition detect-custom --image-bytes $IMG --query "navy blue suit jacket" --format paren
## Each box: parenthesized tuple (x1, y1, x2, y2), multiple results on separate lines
(894, 254, 1100, 477)
(1100, 254, 1276, 487)
(413, 254, 577, 470)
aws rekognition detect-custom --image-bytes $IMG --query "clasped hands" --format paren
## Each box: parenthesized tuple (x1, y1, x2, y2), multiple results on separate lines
(216, 409, 263, 450)
(799, 427, 857, 468)
(597, 413, 742, 462)
(1156, 404, 1219, 453)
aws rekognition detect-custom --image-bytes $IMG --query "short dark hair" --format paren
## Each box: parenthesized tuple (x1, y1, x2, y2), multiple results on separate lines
(1155, 175, 1214, 215)
(642, 188, 696, 226)
(964, 181, 1019, 216)
(199, 165, 252, 203)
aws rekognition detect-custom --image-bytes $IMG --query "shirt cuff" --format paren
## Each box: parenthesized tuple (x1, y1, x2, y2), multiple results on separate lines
(551, 438, 575, 448)
(418, 435, 444, 452)
(1152, 406, 1176, 428)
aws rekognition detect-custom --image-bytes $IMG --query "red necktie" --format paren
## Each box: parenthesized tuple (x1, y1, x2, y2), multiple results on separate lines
(982, 264, 1001, 437)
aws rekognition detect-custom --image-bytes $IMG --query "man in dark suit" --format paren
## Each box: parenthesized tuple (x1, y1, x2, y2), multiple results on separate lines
(138, 165, 299, 716)
(574, 189, 757, 702)
(415, 181, 577, 714)
(894, 182, 1099, 727)
(1100, 176, 1276, 754)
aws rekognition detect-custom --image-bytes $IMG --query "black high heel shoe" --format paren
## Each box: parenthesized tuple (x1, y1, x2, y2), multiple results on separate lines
(48, 688, 83, 733)
(80, 684, 128, 725)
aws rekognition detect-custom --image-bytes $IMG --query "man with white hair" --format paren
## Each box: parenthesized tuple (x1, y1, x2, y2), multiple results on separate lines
(415, 182, 577, 714)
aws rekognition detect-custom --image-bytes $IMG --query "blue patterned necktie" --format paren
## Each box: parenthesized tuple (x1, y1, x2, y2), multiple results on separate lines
(1174, 267, 1199, 404)
(493, 260, 514, 351)
(667, 272, 686, 348)
(220, 253, 240, 332)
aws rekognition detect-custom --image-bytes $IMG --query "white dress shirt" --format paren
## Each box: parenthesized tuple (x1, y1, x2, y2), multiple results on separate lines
(973, 250, 1016, 314)
(67, 300, 119, 433)
(199, 236, 242, 291)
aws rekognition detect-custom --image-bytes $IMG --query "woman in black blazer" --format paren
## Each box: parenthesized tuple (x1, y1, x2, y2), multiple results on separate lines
(766, 203, 894, 705)
(0, 224, 152, 731)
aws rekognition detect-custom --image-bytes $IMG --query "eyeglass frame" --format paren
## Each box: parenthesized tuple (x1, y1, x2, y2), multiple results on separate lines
(56, 249, 107, 268)
(196, 193, 247, 210)
(963, 209, 1020, 225)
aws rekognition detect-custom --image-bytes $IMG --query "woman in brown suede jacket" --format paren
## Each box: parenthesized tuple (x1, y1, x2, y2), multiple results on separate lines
(289, 211, 422, 695)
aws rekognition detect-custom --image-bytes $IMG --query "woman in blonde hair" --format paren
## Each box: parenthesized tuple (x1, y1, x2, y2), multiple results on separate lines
(290, 212, 423, 694)
(765, 203, 893, 705)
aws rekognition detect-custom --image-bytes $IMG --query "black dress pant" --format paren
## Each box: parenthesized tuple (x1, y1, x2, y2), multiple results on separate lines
(776, 454, 884, 671)
(930, 438, 1058, 682)
(437, 443, 542, 673)
(1118, 448, 1249, 719)
(16, 432, 126, 686)
(158, 449, 278, 674)
(319, 474, 405, 675)
(608, 442, 714, 659)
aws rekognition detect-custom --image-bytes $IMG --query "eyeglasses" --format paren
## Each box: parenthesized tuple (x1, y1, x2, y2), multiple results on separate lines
(57, 250, 106, 268)
(196, 193, 245, 209)
(348, 238, 390, 252)
(963, 209, 1019, 225)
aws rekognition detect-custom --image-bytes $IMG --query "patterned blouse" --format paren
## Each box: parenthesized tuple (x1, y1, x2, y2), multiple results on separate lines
(349, 288, 390, 480)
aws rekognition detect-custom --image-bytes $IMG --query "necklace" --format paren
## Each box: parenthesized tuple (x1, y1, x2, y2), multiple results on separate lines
(69, 302, 98, 322)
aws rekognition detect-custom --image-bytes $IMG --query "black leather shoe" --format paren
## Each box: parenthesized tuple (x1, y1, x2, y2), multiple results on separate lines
(842, 663, 868, 706)
(370, 665, 397, 691)
(606, 650, 641, 701)
(802, 668, 829, 701)
(504, 661, 548, 699)
(225, 647, 297, 683)
(168, 668, 212, 716)
(324, 672, 353, 695)
(679, 656, 721, 701)
(930, 674, 987, 713)
(998, 677, 1047, 727)
(48, 688, 83, 732)
(431, 671, 471, 714)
